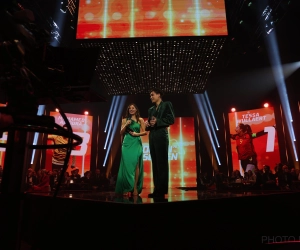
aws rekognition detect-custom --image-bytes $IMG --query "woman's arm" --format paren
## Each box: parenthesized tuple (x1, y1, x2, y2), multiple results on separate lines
(129, 118, 148, 137)
(120, 118, 130, 135)
(138, 118, 147, 136)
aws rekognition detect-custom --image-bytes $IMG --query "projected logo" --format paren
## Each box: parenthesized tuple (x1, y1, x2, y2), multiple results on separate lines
(141, 117, 196, 188)
(45, 112, 93, 175)
(76, 0, 228, 39)
(228, 107, 280, 173)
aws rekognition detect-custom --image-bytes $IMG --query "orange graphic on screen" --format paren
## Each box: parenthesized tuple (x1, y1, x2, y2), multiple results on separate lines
(228, 107, 280, 173)
(45, 112, 93, 176)
(141, 117, 196, 188)
(76, 0, 228, 39)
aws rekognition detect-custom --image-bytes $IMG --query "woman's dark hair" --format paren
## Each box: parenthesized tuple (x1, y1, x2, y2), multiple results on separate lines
(125, 103, 141, 123)
(150, 87, 164, 97)
(244, 124, 252, 134)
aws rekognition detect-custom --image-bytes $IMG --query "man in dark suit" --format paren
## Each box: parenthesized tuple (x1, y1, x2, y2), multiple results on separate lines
(145, 88, 175, 198)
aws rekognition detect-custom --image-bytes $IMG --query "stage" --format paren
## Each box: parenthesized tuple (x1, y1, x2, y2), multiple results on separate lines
(24, 187, 300, 203)
(13, 188, 300, 249)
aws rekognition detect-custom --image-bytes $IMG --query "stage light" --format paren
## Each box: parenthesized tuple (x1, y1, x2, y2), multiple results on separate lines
(199, 94, 220, 148)
(194, 94, 221, 165)
(51, 0, 68, 46)
(105, 96, 117, 133)
(60, 0, 68, 13)
(231, 108, 236, 112)
(103, 96, 127, 166)
(260, 0, 298, 162)
(104, 96, 121, 150)
(263, 103, 269, 108)
(31, 105, 46, 164)
(84, 111, 89, 115)
(204, 92, 219, 131)
(55, 108, 59, 112)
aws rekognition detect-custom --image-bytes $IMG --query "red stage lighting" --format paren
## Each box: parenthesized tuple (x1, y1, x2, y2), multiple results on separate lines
(263, 103, 269, 108)
(84, 111, 89, 115)
(55, 108, 59, 112)
(231, 108, 236, 112)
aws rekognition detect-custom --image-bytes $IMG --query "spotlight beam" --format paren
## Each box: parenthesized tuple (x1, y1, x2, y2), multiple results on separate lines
(103, 96, 127, 166)
(194, 94, 221, 165)
(262, 21, 298, 160)
(199, 94, 220, 148)
(105, 96, 117, 133)
(204, 91, 219, 131)
(104, 96, 120, 149)
(31, 105, 45, 164)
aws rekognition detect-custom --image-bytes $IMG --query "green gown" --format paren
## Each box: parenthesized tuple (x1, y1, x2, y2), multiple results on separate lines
(115, 120, 144, 194)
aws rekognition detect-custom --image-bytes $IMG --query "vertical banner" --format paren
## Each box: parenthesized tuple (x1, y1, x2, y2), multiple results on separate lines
(141, 117, 196, 188)
(228, 107, 280, 173)
(46, 112, 93, 175)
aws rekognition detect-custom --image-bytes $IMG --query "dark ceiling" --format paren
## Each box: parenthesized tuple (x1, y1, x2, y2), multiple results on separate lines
(1, 0, 297, 104)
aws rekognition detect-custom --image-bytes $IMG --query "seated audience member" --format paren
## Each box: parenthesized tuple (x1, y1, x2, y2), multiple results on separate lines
(49, 170, 59, 191)
(30, 169, 50, 192)
(69, 167, 81, 184)
(247, 170, 256, 184)
(198, 172, 213, 189)
(278, 165, 293, 190)
(290, 167, 298, 181)
(61, 171, 70, 189)
(91, 168, 103, 189)
(230, 170, 243, 183)
(25, 167, 38, 190)
(262, 165, 276, 190)
(213, 169, 227, 190)
(81, 171, 93, 189)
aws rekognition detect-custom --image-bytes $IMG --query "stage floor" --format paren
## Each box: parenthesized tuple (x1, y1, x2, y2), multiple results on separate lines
(27, 187, 297, 204)
(15, 188, 300, 249)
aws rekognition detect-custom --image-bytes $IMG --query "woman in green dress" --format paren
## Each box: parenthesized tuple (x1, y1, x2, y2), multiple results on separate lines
(115, 103, 147, 196)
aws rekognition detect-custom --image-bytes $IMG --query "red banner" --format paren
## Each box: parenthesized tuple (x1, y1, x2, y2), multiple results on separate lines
(46, 112, 93, 175)
(228, 107, 280, 173)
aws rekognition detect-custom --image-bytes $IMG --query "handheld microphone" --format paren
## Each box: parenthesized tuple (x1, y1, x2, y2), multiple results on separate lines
(126, 114, 133, 132)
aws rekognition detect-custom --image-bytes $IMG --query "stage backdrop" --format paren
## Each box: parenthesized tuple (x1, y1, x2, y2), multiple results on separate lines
(45, 112, 93, 175)
(228, 107, 280, 173)
(76, 0, 228, 39)
(141, 117, 196, 188)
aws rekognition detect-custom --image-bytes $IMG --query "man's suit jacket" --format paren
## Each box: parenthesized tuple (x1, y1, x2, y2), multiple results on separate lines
(146, 101, 175, 131)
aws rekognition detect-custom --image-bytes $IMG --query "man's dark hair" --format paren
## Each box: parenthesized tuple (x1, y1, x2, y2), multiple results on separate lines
(150, 87, 164, 97)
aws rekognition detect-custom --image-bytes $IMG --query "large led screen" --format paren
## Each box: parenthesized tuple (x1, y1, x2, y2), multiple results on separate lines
(141, 117, 196, 188)
(45, 112, 93, 175)
(228, 107, 280, 173)
(76, 0, 228, 39)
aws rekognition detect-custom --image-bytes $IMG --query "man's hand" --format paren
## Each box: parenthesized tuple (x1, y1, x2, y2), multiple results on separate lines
(150, 116, 157, 127)
(129, 131, 138, 137)
(145, 120, 150, 127)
